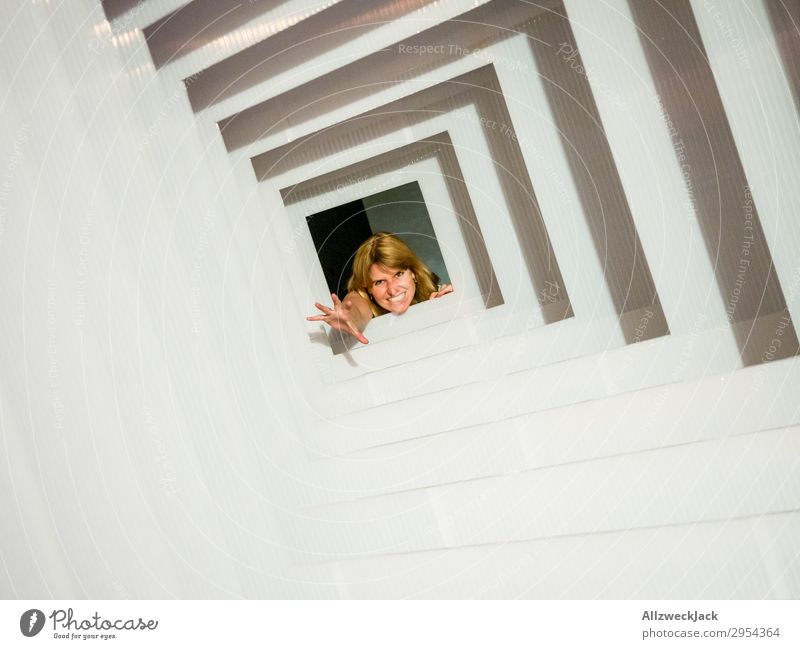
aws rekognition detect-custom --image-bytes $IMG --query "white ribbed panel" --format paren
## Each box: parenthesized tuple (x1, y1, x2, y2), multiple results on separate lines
(1, 0, 298, 598)
(302, 324, 756, 458)
(325, 512, 800, 598)
(284, 427, 800, 558)
(301, 356, 800, 504)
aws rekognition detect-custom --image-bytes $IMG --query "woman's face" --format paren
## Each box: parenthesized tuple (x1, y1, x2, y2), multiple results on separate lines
(368, 264, 415, 314)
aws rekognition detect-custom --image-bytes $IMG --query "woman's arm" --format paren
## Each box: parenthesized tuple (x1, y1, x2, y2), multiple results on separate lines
(307, 291, 373, 344)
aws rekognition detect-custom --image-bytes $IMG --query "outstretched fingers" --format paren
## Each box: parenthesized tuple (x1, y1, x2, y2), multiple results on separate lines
(307, 301, 332, 321)
(430, 284, 454, 299)
(307, 293, 369, 344)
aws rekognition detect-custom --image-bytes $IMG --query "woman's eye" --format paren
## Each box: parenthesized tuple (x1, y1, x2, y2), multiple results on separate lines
(396, 271, 404, 277)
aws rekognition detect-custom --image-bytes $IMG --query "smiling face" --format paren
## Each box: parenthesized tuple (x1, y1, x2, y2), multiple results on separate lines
(368, 264, 416, 314)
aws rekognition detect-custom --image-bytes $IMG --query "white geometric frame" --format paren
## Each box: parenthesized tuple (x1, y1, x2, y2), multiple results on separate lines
(260, 104, 559, 383)
(286, 156, 487, 320)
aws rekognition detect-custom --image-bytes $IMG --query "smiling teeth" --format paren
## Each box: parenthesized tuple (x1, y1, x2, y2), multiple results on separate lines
(388, 291, 406, 302)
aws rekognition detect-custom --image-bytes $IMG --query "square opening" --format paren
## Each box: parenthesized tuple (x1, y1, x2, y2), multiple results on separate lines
(279, 138, 506, 364)
(305, 181, 450, 302)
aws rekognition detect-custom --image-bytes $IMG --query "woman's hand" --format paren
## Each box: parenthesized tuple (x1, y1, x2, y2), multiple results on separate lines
(307, 293, 369, 345)
(429, 284, 454, 300)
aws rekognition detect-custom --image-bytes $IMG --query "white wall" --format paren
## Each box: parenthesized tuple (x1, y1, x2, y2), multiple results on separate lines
(0, 0, 312, 598)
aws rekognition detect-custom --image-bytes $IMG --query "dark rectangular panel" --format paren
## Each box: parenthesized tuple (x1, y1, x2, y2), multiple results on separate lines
(527, 8, 668, 342)
(101, 0, 145, 23)
(630, 0, 799, 364)
(306, 199, 371, 300)
(766, 0, 800, 115)
(144, 0, 282, 69)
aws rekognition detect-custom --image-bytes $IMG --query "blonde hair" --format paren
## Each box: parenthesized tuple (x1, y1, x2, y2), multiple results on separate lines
(347, 232, 440, 317)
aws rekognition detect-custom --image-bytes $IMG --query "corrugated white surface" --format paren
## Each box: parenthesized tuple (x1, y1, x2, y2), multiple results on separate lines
(0, 0, 299, 598)
(286, 427, 800, 558)
(324, 512, 800, 598)
(300, 356, 800, 504)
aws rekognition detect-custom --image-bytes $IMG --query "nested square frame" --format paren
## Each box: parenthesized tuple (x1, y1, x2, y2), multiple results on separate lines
(260, 104, 563, 382)
(285, 156, 490, 372)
